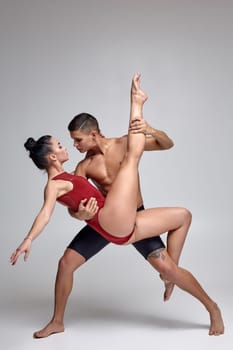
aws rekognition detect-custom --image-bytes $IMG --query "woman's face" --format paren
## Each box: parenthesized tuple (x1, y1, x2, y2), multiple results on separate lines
(50, 137, 69, 163)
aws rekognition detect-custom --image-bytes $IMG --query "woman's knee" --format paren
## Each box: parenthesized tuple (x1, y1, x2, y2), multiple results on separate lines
(58, 249, 86, 273)
(180, 207, 192, 226)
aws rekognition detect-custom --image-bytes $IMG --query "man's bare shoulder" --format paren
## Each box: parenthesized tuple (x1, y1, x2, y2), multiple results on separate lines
(115, 134, 127, 142)
(110, 135, 127, 148)
(75, 135, 127, 176)
(74, 157, 91, 176)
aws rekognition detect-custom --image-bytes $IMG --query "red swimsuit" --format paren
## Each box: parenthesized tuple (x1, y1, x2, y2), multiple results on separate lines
(52, 172, 133, 245)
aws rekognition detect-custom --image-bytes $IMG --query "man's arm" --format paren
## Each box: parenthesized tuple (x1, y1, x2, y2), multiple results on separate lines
(69, 160, 99, 221)
(129, 118, 174, 151)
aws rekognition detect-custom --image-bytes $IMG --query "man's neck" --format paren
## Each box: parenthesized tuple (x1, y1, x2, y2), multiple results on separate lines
(88, 134, 112, 156)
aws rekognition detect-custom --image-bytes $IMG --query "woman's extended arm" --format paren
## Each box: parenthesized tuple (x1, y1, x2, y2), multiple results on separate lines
(10, 181, 58, 265)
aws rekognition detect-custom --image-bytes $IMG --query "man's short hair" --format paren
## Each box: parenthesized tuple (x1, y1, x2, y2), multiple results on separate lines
(68, 113, 100, 133)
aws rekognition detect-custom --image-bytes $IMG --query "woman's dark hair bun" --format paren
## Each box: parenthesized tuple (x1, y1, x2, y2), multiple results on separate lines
(24, 137, 36, 152)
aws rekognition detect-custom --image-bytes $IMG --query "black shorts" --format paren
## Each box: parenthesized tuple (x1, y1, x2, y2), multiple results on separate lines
(68, 205, 165, 260)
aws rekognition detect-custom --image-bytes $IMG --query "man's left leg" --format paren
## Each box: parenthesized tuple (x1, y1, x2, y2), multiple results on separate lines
(132, 235, 224, 335)
(132, 235, 175, 300)
(133, 205, 173, 300)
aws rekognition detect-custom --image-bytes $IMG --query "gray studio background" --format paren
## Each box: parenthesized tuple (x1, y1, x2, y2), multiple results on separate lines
(1, 1, 232, 349)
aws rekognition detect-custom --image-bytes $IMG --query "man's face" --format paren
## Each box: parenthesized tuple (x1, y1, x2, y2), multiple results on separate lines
(70, 129, 96, 153)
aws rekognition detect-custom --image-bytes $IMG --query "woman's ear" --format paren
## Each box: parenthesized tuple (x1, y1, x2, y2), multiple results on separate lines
(48, 153, 57, 161)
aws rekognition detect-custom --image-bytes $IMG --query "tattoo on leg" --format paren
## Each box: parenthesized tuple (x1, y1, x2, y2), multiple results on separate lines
(148, 248, 165, 260)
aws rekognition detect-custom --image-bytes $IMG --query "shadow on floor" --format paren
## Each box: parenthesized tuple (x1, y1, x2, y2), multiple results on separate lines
(3, 295, 207, 332)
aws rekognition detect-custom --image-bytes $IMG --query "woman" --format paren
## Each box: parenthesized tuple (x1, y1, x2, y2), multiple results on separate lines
(10, 74, 224, 336)
(10, 73, 175, 251)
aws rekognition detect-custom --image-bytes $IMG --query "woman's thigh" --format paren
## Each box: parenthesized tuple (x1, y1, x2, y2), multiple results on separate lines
(128, 207, 190, 243)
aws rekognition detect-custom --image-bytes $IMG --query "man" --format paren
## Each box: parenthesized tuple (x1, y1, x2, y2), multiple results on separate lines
(34, 87, 223, 337)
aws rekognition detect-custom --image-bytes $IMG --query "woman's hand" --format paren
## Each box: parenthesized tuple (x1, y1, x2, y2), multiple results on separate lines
(68, 197, 99, 221)
(10, 238, 32, 265)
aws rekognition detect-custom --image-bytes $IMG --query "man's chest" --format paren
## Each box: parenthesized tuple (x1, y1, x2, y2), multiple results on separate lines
(86, 150, 124, 186)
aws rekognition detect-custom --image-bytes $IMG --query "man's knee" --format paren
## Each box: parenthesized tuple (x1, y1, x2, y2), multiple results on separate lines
(147, 248, 166, 260)
(147, 248, 176, 279)
(58, 249, 86, 273)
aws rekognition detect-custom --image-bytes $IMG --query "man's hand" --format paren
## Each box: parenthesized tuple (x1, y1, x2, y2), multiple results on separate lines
(129, 117, 174, 150)
(129, 118, 152, 134)
(68, 197, 99, 221)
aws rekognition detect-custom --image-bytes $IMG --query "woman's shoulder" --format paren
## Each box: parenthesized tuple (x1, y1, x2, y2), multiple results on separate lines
(42, 179, 59, 199)
(46, 175, 73, 198)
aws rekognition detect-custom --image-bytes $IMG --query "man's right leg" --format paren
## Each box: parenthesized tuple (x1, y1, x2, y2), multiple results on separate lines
(33, 225, 109, 338)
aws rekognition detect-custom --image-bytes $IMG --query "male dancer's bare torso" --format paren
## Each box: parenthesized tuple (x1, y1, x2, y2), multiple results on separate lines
(75, 135, 143, 206)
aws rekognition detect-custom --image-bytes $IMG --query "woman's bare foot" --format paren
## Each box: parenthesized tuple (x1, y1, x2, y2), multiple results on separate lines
(131, 73, 148, 105)
(208, 303, 224, 336)
(33, 320, 64, 338)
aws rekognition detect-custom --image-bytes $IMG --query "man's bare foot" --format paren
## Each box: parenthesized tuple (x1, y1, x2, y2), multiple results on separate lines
(208, 303, 224, 336)
(33, 320, 64, 338)
(131, 73, 148, 104)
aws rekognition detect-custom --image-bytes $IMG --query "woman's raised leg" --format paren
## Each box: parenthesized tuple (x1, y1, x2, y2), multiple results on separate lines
(98, 73, 147, 236)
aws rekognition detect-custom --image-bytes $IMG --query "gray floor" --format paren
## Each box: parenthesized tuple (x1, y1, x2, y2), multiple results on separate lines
(1, 242, 232, 350)
(1, 287, 232, 350)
